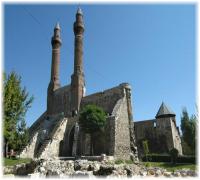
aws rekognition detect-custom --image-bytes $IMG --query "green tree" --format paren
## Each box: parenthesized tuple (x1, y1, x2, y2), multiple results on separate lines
(190, 115, 196, 152)
(79, 104, 106, 155)
(142, 140, 149, 161)
(180, 108, 196, 155)
(16, 119, 29, 151)
(3, 71, 33, 155)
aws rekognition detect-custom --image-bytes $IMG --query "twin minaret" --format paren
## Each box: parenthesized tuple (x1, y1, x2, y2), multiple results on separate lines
(47, 8, 85, 115)
(71, 7, 85, 113)
(49, 23, 62, 91)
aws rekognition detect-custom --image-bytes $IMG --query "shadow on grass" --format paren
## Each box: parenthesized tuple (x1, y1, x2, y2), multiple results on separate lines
(144, 162, 196, 171)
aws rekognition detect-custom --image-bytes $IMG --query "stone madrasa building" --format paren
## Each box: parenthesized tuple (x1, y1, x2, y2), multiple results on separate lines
(134, 102, 182, 157)
(20, 8, 138, 161)
(20, 8, 183, 161)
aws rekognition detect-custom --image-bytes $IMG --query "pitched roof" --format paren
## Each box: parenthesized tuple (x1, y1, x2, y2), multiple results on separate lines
(77, 7, 83, 15)
(155, 102, 175, 118)
(55, 22, 60, 30)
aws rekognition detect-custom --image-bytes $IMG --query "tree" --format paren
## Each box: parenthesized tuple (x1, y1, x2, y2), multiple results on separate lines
(3, 71, 33, 155)
(181, 108, 196, 155)
(190, 115, 196, 152)
(142, 140, 149, 162)
(16, 119, 29, 151)
(79, 104, 106, 155)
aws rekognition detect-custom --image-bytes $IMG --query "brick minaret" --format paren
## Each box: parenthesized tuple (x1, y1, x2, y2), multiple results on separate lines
(71, 8, 85, 114)
(47, 23, 62, 114)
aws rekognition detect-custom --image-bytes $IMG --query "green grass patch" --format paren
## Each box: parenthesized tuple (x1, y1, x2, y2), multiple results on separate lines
(115, 159, 124, 164)
(125, 159, 134, 164)
(4, 158, 32, 166)
(143, 162, 197, 172)
(114, 159, 134, 165)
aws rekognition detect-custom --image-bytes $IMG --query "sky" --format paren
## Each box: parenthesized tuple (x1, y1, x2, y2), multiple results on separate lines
(4, 3, 196, 129)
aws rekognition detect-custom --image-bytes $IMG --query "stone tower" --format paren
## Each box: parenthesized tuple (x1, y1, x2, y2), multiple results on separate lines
(155, 102, 182, 154)
(70, 7, 85, 114)
(47, 23, 62, 115)
(134, 102, 182, 156)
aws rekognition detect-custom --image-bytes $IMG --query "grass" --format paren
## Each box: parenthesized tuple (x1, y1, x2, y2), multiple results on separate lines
(115, 159, 124, 164)
(143, 162, 197, 172)
(114, 159, 134, 165)
(4, 158, 32, 166)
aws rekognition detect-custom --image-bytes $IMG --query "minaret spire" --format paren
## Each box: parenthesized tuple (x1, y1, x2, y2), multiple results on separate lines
(49, 22, 62, 90)
(70, 8, 85, 114)
(47, 22, 62, 115)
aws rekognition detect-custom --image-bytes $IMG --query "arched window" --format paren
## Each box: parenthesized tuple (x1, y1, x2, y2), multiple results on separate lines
(153, 122, 156, 128)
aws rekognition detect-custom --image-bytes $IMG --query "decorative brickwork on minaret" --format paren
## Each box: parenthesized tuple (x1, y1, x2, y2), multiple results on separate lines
(71, 8, 85, 113)
(47, 23, 62, 115)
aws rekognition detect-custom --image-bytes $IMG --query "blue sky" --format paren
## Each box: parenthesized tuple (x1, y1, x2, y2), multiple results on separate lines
(4, 4, 196, 129)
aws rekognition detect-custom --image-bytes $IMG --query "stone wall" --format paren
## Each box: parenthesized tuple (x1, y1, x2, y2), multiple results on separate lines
(112, 97, 131, 160)
(20, 132, 39, 158)
(61, 117, 77, 156)
(81, 85, 124, 114)
(79, 83, 137, 160)
(47, 85, 71, 115)
(134, 119, 156, 141)
(104, 116, 116, 156)
(40, 118, 68, 158)
(170, 118, 182, 155)
(20, 112, 49, 158)
(20, 113, 66, 158)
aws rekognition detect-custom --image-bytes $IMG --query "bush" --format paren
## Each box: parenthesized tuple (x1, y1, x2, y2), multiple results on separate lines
(177, 156, 196, 164)
(142, 154, 196, 163)
(169, 148, 178, 164)
(142, 154, 170, 162)
(144, 162, 151, 167)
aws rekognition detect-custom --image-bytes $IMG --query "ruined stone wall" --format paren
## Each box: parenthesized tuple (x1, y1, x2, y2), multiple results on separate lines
(20, 113, 66, 158)
(62, 118, 77, 156)
(81, 85, 124, 114)
(111, 96, 131, 160)
(20, 112, 47, 158)
(79, 84, 137, 160)
(104, 116, 116, 156)
(20, 132, 39, 158)
(170, 118, 182, 155)
(40, 118, 68, 159)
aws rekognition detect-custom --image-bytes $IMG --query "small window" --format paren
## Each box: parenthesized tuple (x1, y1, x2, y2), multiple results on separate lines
(153, 122, 156, 128)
